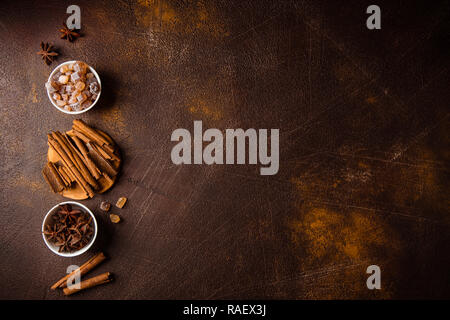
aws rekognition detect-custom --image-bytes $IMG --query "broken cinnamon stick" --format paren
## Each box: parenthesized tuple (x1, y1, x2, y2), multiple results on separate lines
(73, 119, 110, 147)
(63, 272, 113, 296)
(72, 135, 101, 179)
(102, 172, 114, 185)
(95, 142, 120, 162)
(71, 126, 115, 155)
(64, 133, 85, 162)
(87, 142, 118, 177)
(50, 162, 66, 187)
(70, 129, 91, 145)
(61, 165, 76, 183)
(51, 252, 107, 290)
(93, 143, 111, 160)
(57, 166, 70, 187)
(42, 162, 65, 193)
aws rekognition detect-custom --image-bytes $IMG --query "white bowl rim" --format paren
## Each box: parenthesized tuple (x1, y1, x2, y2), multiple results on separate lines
(42, 201, 98, 258)
(46, 60, 101, 115)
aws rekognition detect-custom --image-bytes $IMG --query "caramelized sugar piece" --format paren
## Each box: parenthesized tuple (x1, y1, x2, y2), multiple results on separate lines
(109, 214, 121, 224)
(116, 197, 127, 209)
(100, 201, 111, 212)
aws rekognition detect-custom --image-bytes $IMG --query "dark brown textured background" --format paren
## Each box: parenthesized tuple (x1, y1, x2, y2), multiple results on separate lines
(0, 0, 449, 299)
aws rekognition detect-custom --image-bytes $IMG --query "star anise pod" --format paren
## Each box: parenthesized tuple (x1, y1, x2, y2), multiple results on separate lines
(58, 239, 71, 253)
(43, 224, 59, 241)
(70, 234, 82, 246)
(37, 42, 59, 65)
(59, 22, 81, 42)
(57, 204, 81, 224)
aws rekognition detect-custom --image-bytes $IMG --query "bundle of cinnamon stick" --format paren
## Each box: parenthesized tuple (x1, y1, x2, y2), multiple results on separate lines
(42, 119, 120, 198)
(51, 252, 113, 296)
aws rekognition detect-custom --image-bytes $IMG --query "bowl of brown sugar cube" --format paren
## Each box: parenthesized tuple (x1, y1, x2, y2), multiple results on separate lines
(46, 60, 101, 114)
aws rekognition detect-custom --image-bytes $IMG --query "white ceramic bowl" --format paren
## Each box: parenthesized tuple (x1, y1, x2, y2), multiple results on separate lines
(46, 60, 101, 115)
(42, 201, 98, 257)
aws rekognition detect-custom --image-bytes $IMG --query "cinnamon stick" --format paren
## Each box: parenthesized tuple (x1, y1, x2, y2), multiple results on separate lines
(51, 252, 106, 290)
(99, 140, 115, 154)
(64, 133, 85, 162)
(52, 131, 81, 172)
(62, 133, 99, 189)
(94, 142, 120, 162)
(102, 172, 114, 185)
(73, 119, 110, 147)
(49, 162, 66, 188)
(57, 165, 70, 187)
(63, 272, 113, 296)
(71, 126, 115, 155)
(47, 134, 94, 198)
(54, 131, 98, 190)
(42, 162, 65, 193)
(61, 165, 76, 183)
(87, 142, 118, 177)
(94, 144, 111, 159)
(70, 129, 91, 145)
(72, 135, 101, 179)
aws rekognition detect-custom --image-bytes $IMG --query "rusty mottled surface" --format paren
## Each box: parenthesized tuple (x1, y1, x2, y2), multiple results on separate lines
(0, 0, 449, 299)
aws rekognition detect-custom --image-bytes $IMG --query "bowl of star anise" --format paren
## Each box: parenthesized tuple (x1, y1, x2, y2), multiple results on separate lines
(42, 201, 97, 257)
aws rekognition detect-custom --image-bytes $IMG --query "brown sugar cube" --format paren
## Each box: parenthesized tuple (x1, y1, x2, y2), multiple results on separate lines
(69, 103, 80, 111)
(75, 81, 86, 91)
(76, 93, 87, 104)
(60, 65, 69, 73)
(81, 101, 92, 109)
(52, 72, 62, 81)
(46, 80, 59, 93)
(115, 197, 127, 209)
(65, 85, 74, 93)
(70, 71, 83, 82)
(69, 96, 77, 104)
(74, 61, 87, 73)
(56, 100, 66, 107)
(58, 75, 69, 84)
